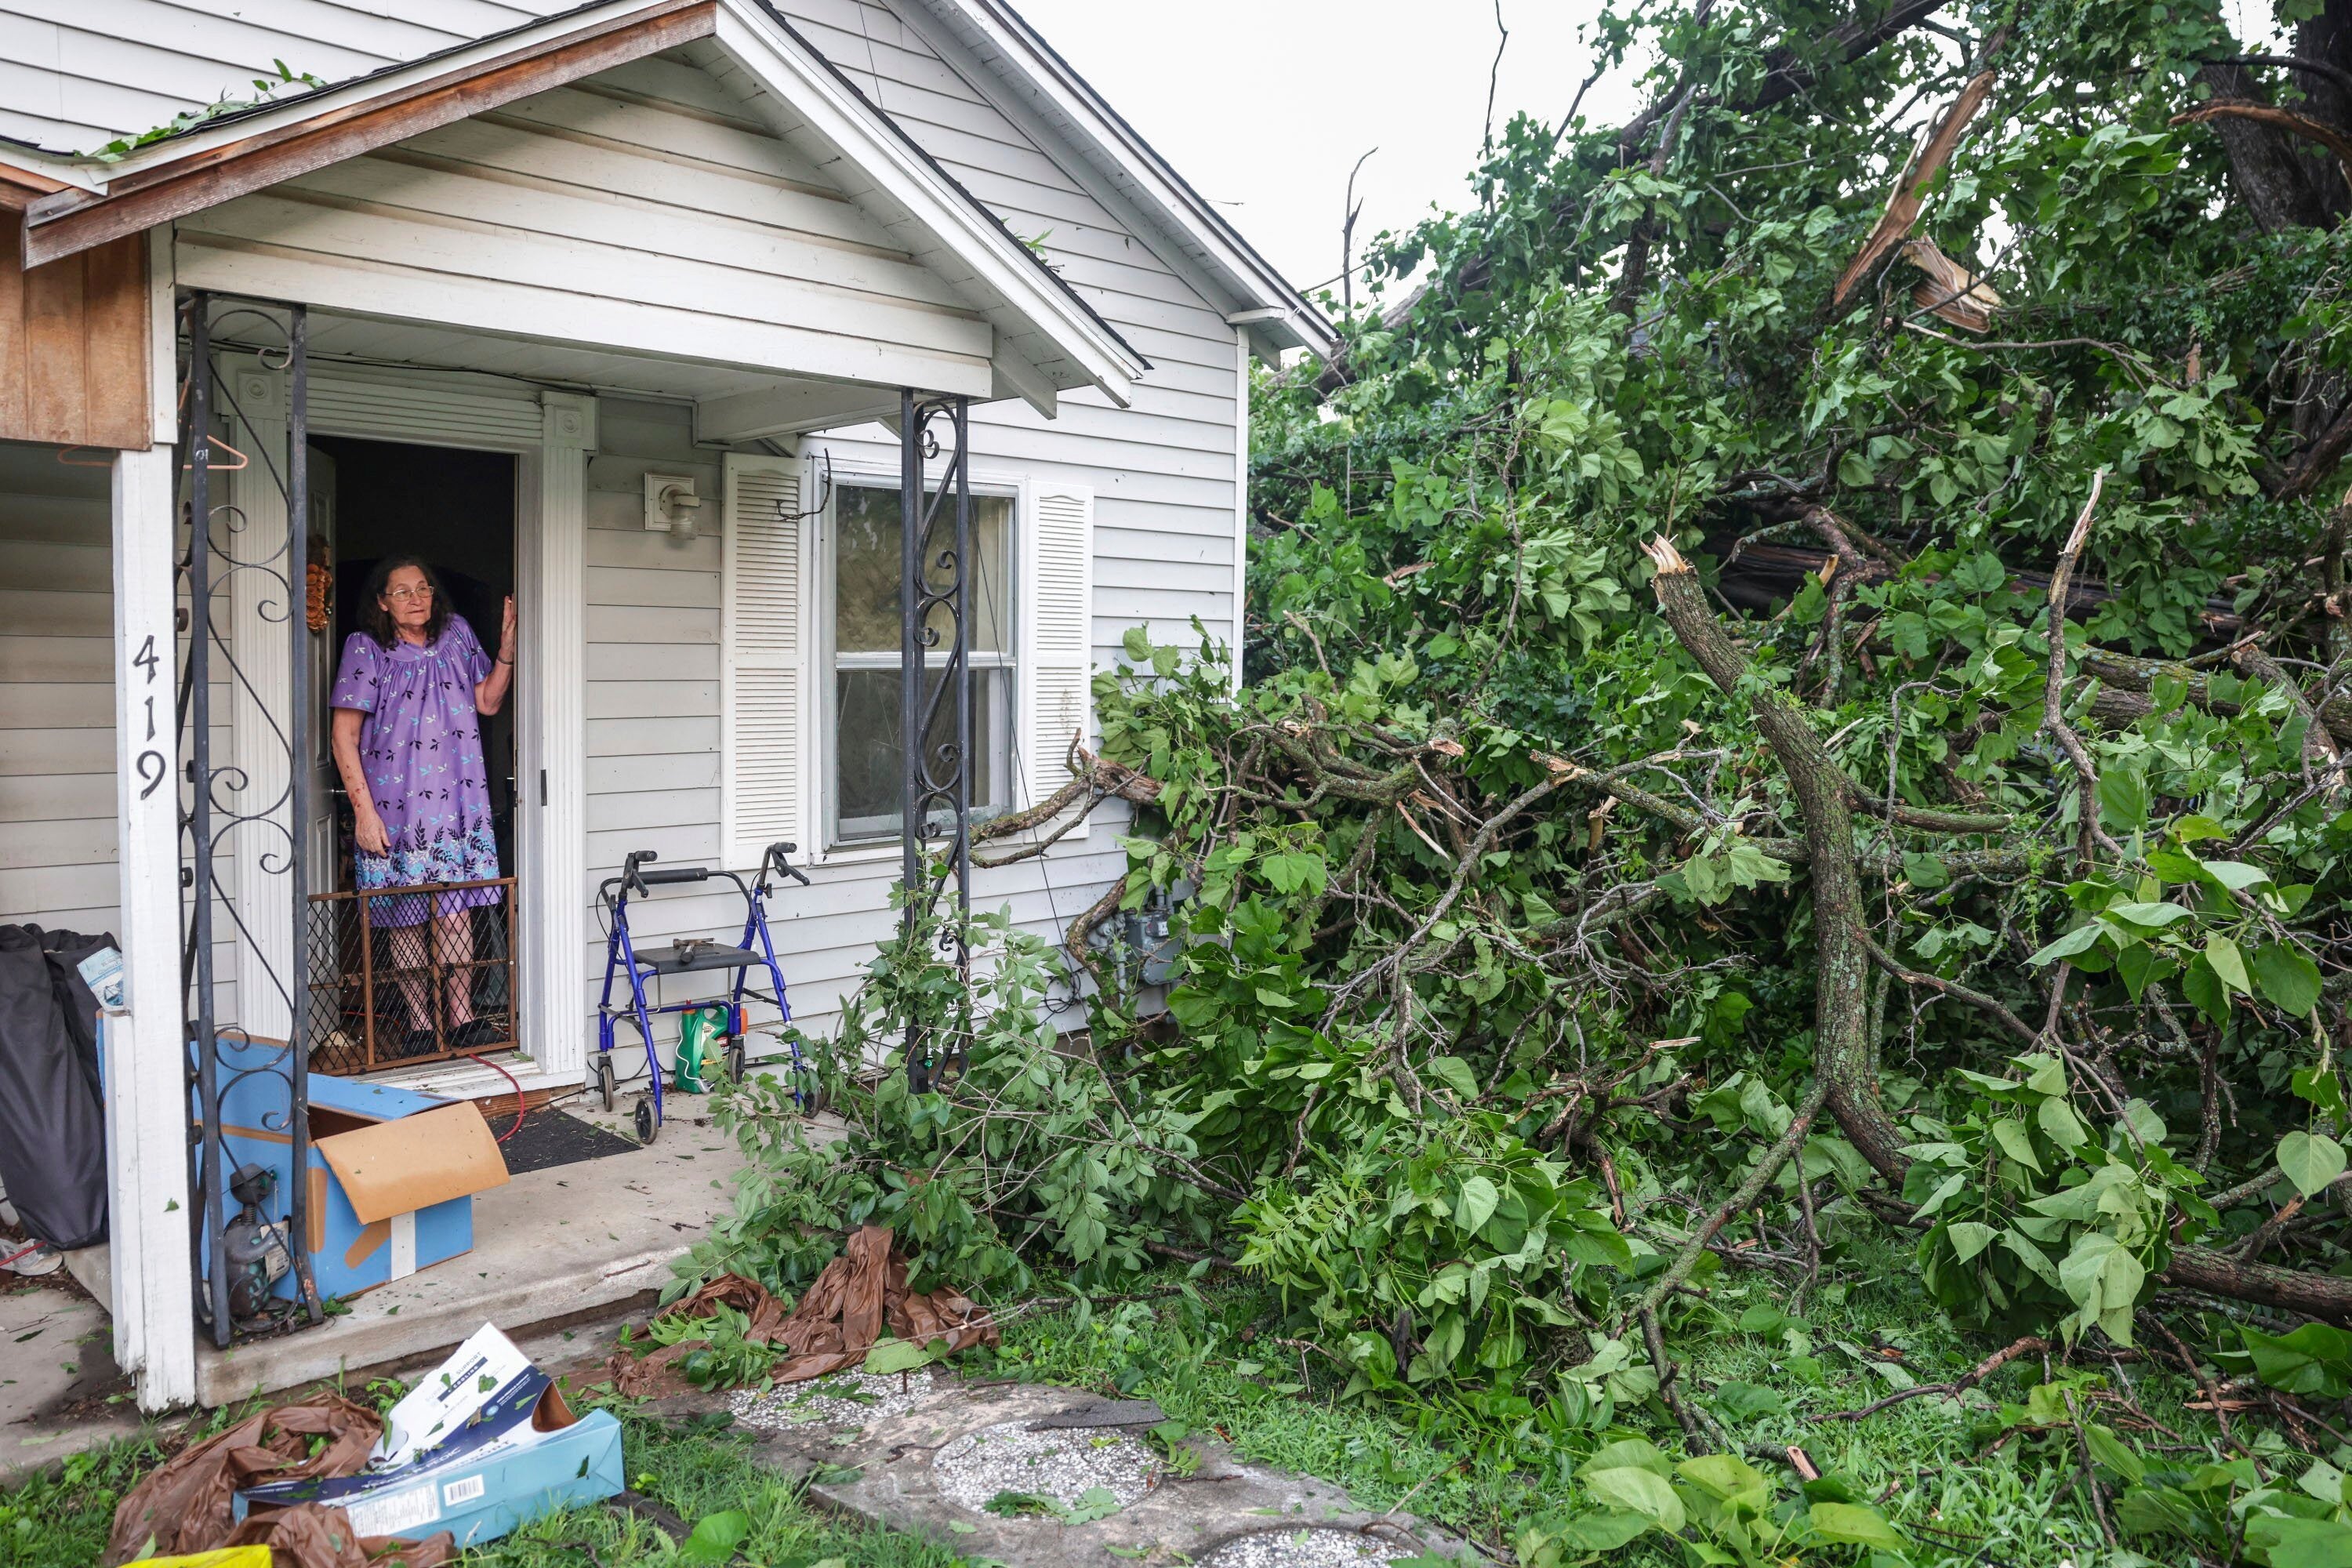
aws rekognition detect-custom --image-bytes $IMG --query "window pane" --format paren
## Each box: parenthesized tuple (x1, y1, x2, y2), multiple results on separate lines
(833, 485, 1010, 656)
(834, 666, 1011, 841)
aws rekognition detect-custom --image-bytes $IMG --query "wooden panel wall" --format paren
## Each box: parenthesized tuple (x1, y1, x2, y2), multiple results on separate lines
(0, 216, 150, 450)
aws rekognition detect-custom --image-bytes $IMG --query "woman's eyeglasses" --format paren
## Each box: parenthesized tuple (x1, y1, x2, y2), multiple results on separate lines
(383, 586, 434, 602)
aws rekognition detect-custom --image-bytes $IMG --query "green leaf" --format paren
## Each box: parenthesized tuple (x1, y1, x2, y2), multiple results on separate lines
(2105, 901, 2192, 930)
(1454, 1175, 1500, 1235)
(2202, 859, 2271, 891)
(1581, 1465, 1686, 1531)
(1947, 1221, 1996, 1263)
(2183, 953, 2231, 1024)
(2204, 935, 2251, 996)
(1425, 1055, 1480, 1099)
(2278, 1131, 2347, 1199)
(2254, 942, 2324, 1018)
(1990, 1116, 2042, 1174)
(1677, 1452, 1769, 1505)
(2242, 1512, 2352, 1567)
(1808, 1502, 1906, 1551)
(2027, 924, 2102, 965)
(1554, 1512, 1655, 1552)
(861, 1337, 943, 1375)
(1901, 851, 1951, 889)
(2098, 766, 2148, 832)
(2038, 1093, 2089, 1150)
(678, 1511, 752, 1566)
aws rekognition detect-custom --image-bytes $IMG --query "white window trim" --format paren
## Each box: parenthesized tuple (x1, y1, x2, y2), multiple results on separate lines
(810, 455, 1029, 862)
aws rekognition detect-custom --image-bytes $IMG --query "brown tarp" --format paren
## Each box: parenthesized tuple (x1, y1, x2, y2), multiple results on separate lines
(104, 1396, 453, 1568)
(607, 1225, 998, 1396)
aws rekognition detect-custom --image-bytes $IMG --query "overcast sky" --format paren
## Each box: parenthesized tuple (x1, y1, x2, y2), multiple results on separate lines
(1010, 0, 1639, 306)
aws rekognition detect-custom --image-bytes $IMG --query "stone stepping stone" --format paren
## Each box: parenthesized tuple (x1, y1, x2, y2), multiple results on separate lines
(652, 1374, 1475, 1567)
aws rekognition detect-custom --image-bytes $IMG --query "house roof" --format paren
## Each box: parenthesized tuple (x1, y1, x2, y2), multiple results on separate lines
(11, 0, 1149, 409)
(911, 0, 1338, 361)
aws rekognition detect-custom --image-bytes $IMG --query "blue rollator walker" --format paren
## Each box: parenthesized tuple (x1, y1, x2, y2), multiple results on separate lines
(596, 840, 813, 1143)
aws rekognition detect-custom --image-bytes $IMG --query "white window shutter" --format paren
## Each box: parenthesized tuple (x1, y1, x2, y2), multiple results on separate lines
(1021, 481, 1094, 815)
(721, 453, 806, 869)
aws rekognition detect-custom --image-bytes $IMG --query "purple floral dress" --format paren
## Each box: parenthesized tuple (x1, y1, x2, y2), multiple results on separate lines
(330, 615, 503, 927)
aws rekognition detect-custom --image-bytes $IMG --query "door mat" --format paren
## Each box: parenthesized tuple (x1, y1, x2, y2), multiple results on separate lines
(495, 1108, 641, 1176)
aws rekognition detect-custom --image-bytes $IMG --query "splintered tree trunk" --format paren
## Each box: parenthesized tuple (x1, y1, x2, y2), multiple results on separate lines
(1642, 539, 1907, 1181)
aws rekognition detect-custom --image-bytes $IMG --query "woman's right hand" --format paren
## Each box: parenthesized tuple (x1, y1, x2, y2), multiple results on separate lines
(354, 810, 390, 858)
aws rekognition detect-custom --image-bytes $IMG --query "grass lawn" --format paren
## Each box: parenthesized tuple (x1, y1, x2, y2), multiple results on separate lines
(0, 1232, 2252, 1567)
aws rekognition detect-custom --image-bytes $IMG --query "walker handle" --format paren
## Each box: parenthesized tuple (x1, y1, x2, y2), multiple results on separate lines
(764, 841, 811, 887)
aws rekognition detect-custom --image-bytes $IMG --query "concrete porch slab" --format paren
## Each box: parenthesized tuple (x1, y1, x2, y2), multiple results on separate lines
(194, 1101, 777, 1406)
(0, 1276, 139, 1485)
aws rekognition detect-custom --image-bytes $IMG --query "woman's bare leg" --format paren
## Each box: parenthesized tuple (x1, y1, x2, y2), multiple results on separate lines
(436, 909, 476, 1029)
(385, 919, 431, 1036)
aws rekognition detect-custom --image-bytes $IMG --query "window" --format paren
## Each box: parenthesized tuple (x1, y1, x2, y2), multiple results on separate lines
(826, 481, 1016, 844)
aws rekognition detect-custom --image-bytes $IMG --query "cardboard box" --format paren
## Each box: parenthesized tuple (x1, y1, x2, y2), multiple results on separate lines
(199, 1037, 510, 1301)
(235, 1325, 624, 1548)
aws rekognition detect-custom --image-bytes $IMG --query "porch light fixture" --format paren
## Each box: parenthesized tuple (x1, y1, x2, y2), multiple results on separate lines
(644, 473, 704, 539)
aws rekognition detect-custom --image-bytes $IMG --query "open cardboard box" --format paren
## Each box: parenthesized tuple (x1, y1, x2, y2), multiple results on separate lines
(201, 1036, 511, 1300)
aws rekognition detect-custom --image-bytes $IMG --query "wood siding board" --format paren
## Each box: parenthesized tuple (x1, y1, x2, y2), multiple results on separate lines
(78, 234, 148, 448)
(20, 244, 83, 442)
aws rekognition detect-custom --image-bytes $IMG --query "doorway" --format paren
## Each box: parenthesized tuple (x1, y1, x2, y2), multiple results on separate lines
(307, 435, 519, 1075)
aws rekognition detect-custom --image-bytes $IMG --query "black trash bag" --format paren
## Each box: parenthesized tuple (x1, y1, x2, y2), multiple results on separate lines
(0, 924, 114, 1250)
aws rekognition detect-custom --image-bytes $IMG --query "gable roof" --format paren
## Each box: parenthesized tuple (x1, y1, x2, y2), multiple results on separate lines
(909, 0, 1338, 362)
(11, 0, 1146, 410)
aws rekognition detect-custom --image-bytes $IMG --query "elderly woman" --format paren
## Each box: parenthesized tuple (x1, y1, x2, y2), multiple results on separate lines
(329, 556, 515, 1052)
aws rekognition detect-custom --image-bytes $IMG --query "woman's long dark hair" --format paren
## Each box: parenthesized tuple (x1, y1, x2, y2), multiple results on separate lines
(359, 554, 454, 649)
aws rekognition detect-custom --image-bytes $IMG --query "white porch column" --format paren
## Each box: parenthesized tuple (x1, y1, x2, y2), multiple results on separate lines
(221, 358, 295, 1042)
(109, 443, 197, 1412)
(517, 392, 593, 1080)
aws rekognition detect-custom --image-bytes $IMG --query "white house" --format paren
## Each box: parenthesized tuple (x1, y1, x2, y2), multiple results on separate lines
(0, 0, 1330, 1411)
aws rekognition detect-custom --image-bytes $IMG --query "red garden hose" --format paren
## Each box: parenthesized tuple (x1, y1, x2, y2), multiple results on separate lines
(466, 1051, 528, 1144)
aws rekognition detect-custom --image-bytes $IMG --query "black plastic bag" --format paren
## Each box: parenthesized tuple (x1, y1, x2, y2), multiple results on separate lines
(0, 924, 114, 1250)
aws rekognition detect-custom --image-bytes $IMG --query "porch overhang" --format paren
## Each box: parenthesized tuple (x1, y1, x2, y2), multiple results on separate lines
(16, 0, 1145, 416)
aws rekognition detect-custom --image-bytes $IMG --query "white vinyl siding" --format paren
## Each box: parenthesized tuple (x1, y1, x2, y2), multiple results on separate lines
(0, 441, 120, 933)
(172, 62, 999, 401)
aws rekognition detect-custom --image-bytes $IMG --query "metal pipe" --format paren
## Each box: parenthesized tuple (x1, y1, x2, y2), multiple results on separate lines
(899, 388, 924, 1091)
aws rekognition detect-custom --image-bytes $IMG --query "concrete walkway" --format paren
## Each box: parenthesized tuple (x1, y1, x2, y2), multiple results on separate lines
(652, 1373, 1477, 1568)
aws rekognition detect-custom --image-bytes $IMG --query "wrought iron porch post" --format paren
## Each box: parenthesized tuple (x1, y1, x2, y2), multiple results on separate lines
(183, 290, 323, 1341)
(899, 392, 974, 1093)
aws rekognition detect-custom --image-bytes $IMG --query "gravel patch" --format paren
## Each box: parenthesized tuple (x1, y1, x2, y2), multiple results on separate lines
(932, 1419, 1156, 1517)
(727, 1370, 938, 1432)
(1198, 1529, 1415, 1568)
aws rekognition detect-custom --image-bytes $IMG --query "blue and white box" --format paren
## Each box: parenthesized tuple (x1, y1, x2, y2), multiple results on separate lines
(236, 1324, 624, 1548)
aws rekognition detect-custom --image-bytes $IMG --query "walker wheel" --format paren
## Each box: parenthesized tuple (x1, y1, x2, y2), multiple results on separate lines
(598, 1056, 617, 1113)
(724, 1037, 748, 1080)
(793, 1062, 829, 1118)
(633, 1098, 656, 1144)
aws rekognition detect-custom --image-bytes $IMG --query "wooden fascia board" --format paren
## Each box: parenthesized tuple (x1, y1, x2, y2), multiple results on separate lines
(23, 0, 718, 267)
